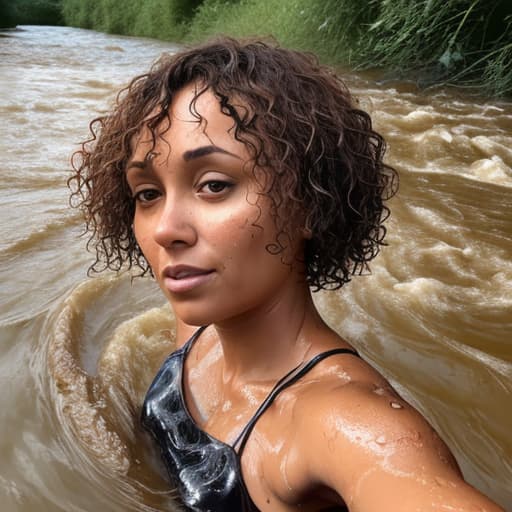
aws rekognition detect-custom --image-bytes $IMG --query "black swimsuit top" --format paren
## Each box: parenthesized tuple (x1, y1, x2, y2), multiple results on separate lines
(141, 326, 359, 512)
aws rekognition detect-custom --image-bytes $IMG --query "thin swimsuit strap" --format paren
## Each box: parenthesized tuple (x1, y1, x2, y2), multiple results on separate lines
(182, 324, 209, 353)
(233, 347, 359, 455)
(186, 326, 359, 457)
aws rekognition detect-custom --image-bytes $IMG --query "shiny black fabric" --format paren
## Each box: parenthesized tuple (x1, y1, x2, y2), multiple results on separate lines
(141, 327, 258, 511)
(141, 326, 358, 512)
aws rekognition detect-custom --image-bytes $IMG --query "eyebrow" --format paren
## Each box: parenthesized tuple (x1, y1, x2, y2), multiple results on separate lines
(126, 145, 241, 173)
(125, 160, 148, 173)
(182, 145, 241, 161)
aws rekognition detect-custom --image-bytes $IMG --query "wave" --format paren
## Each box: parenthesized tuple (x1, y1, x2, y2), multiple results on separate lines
(46, 277, 181, 511)
(0, 213, 82, 256)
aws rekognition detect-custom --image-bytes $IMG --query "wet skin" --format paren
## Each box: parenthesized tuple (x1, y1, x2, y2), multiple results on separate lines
(127, 84, 505, 511)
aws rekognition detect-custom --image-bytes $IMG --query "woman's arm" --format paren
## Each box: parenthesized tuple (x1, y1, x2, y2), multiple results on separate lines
(304, 380, 505, 512)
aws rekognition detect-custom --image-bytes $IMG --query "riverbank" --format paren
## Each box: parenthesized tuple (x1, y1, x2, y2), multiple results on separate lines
(2, 0, 512, 97)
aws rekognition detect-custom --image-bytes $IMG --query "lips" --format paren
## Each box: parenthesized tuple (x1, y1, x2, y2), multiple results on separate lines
(162, 265, 215, 293)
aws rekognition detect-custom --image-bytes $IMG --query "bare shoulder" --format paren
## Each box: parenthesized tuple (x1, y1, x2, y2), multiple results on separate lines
(295, 354, 504, 511)
(297, 353, 453, 467)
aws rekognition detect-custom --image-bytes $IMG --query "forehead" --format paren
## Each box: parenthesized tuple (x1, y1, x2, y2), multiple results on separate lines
(129, 82, 244, 159)
(171, 83, 225, 123)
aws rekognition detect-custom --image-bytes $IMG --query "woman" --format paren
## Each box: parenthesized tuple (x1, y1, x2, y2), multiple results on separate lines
(70, 38, 504, 512)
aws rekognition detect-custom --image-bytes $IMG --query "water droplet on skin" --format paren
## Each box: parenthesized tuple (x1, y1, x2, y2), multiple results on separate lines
(390, 401, 403, 409)
(376, 435, 386, 445)
(373, 387, 386, 396)
(435, 476, 457, 488)
(435, 476, 447, 487)
(438, 453, 451, 465)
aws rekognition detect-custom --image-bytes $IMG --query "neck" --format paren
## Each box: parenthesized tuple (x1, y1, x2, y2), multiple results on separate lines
(212, 279, 322, 384)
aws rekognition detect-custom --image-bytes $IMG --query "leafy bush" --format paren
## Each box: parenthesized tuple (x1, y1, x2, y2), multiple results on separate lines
(61, 0, 202, 40)
(56, 0, 512, 97)
(1, 0, 63, 27)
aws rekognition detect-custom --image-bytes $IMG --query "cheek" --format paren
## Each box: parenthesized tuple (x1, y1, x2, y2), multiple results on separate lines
(228, 212, 271, 250)
(207, 200, 266, 249)
(216, 216, 281, 284)
(133, 220, 156, 262)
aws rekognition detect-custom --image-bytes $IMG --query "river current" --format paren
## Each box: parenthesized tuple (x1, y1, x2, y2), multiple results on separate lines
(0, 25, 511, 511)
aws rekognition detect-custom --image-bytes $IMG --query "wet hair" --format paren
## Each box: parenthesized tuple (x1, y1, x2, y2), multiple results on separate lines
(69, 36, 398, 290)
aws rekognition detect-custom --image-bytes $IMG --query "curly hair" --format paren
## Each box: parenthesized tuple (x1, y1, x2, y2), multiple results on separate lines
(69, 36, 398, 290)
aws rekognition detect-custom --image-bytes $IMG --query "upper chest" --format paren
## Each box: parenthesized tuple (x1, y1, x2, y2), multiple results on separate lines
(183, 358, 350, 510)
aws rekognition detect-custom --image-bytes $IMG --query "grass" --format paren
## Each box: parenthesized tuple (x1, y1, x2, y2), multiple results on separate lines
(354, 0, 512, 95)
(13, 0, 511, 97)
(183, 0, 512, 96)
(185, 0, 377, 64)
(60, 0, 202, 40)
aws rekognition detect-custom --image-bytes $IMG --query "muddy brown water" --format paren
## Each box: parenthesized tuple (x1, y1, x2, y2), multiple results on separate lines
(0, 25, 511, 511)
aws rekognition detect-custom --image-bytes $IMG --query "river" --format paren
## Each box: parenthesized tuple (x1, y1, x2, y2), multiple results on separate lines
(0, 25, 511, 511)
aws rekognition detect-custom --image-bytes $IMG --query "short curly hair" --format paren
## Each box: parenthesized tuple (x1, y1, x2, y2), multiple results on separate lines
(69, 36, 397, 290)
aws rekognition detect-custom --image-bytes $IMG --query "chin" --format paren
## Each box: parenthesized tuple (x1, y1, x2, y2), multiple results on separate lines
(170, 304, 222, 328)
(172, 300, 253, 328)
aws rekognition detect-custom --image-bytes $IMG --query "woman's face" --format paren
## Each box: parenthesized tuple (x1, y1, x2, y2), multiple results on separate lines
(127, 83, 306, 326)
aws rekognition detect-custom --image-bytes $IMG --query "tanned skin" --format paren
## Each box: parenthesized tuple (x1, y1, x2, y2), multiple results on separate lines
(127, 83, 504, 512)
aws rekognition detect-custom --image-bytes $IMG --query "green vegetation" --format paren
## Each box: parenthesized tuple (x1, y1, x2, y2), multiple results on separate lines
(0, 0, 62, 27)
(60, 0, 202, 40)
(354, 0, 512, 97)
(186, 0, 377, 63)
(4, 0, 511, 96)
(184, 0, 512, 97)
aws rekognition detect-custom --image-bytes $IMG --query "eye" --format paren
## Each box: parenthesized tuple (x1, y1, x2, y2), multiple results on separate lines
(198, 180, 233, 195)
(133, 188, 161, 204)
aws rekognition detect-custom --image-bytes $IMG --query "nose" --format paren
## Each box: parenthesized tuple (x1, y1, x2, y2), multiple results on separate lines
(153, 197, 197, 249)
